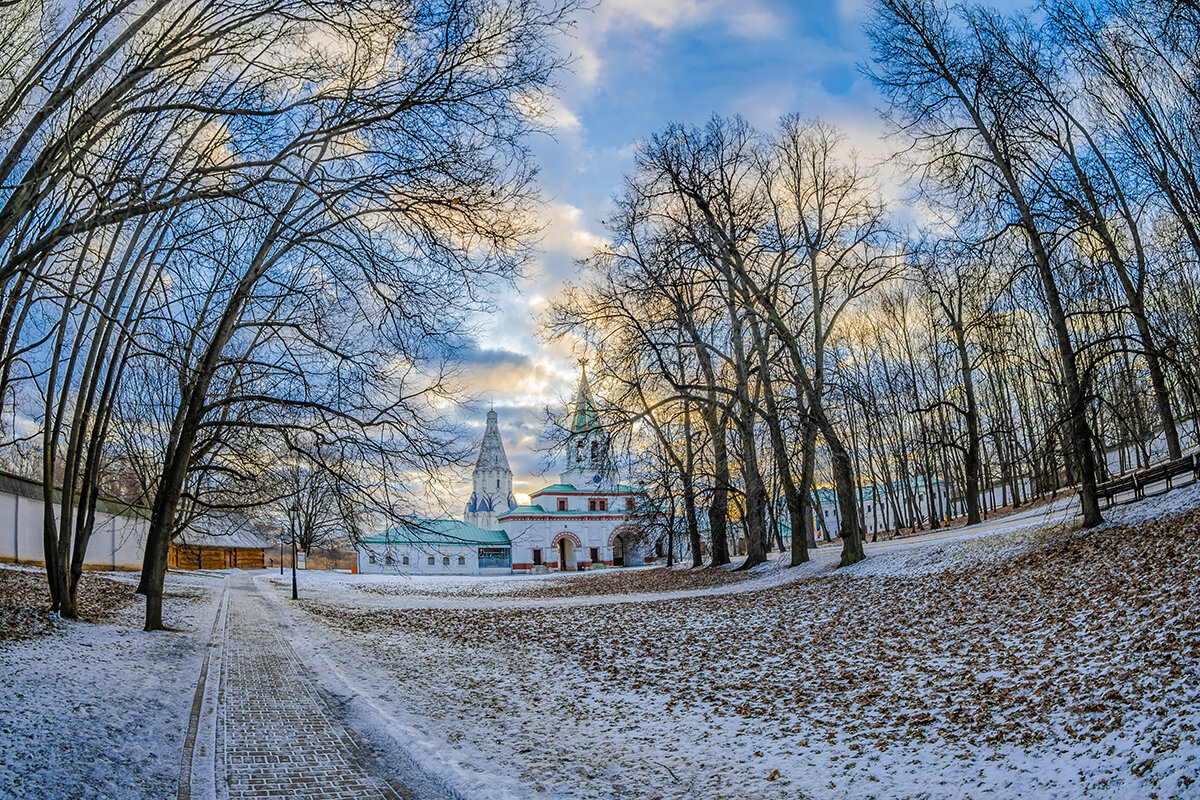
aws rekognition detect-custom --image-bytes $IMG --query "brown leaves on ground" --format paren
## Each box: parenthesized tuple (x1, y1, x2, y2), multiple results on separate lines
(313, 507, 1200, 761)
(357, 564, 750, 599)
(495, 565, 751, 599)
(0, 567, 138, 641)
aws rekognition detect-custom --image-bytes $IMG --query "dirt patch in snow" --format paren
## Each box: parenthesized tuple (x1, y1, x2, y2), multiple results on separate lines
(0, 567, 139, 640)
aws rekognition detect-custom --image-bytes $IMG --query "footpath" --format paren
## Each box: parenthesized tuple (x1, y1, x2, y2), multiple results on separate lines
(179, 573, 416, 800)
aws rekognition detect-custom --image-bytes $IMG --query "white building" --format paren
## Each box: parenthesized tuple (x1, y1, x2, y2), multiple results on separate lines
(354, 370, 647, 575)
(463, 409, 518, 530)
(496, 372, 646, 572)
(356, 519, 511, 576)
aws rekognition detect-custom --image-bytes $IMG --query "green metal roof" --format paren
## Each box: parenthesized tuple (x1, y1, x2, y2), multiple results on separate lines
(570, 370, 600, 436)
(532, 483, 576, 494)
(531, 483, 641, 495)
(497, 504, 546, 518)
(361, 519, 510, 547)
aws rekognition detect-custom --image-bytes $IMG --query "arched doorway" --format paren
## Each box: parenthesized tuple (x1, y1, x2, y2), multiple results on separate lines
(607, 525, 643, 567)
(551, 531, 581, 571)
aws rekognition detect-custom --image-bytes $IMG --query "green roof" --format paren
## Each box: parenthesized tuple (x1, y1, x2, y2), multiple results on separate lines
(361, 519, 510, 547)
(531, 483, 641, 495)
(497, 504, 546, 518)
(571, 370, 600, 436)
(531, 484, 576, 494)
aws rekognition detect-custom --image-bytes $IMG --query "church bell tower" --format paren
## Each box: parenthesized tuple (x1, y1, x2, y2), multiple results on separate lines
(559, 370, 614, 490)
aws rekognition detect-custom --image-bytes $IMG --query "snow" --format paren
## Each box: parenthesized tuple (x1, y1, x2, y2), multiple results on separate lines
(0, 569, 223, 800)
(264, 487, 1200, 800)
(1, 485, 1197, 800)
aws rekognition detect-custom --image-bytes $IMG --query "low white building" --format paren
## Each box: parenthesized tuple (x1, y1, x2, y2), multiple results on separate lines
(356, 519, 511, 576)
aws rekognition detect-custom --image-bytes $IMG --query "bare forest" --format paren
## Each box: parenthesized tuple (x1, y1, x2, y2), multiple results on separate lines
(551, 0, 1200, 573)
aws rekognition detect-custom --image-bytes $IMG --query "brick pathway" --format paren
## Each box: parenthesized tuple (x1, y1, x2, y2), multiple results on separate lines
(215, 575, 409, 800)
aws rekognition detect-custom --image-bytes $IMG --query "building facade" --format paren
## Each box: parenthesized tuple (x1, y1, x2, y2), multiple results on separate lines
(356, 519, 512, 576)
(354, 371, 646, 575)
(496, 372, 646, 572)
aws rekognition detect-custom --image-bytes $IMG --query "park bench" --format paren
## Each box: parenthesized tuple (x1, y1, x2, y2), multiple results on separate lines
(1097, 452, 1200, 508)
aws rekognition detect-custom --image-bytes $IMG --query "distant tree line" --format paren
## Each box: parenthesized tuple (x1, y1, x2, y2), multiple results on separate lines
(0, 0, 575, 628)
(550, 0, 1200, 569)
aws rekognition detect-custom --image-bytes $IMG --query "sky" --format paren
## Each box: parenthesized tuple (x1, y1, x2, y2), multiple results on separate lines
(443, 0, 923, 509)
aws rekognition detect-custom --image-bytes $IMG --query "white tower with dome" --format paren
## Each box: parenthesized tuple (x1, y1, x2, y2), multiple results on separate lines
(463, 409, 517, 530)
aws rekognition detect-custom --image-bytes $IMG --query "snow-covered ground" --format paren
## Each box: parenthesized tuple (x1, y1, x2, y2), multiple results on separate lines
(2, 487, 1196, 800)
(261, 487, 1200, 800)
(0, 568, 223, 800)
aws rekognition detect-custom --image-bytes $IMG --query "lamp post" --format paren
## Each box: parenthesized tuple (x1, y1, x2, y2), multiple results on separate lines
(288, 501, 299, 600)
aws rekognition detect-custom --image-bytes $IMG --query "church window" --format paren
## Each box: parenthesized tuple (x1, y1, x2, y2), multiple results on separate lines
(588, 498, 597, 511)
(591, 441, 599, 460)
(458, 556, 466, 565)
(402, 555, 410, 565)
(590, 547, 599, 563)
(385, 554, 394, 565)
(443, 556, 450, 566)
(626, 497, 634, 511)
(427, 556, 435, 566)
(369, 554, 376, 564)
(497, 479, 500, 489)
(557, 498, 567, 511)
(599, 499, 608, 511)
(533, 548, 543, 565)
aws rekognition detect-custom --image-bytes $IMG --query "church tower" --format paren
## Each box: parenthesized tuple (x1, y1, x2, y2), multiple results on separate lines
(464, 409, 516, 530)
(559, 370, 615, 489)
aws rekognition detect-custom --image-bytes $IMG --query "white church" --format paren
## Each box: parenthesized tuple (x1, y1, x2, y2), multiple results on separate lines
(358, 372, 648, 575)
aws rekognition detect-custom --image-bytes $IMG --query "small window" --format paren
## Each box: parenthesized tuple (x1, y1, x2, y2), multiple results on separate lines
(558, 498, 567, 511)
(533, 548, 543, 565)
(427, 556, 435, 566)
(598, 499, 608, 511)
(590, 547, 599, 562)
(442, 556, 450, 566)
(385, 554, 394, 565)
(591, 441, 599, 459)
(625, 497, 634, 511)
(496, 479, 500, 489)
(588, 499, 597, 511)
(402, 555, 410, 565)
(369, 554, 377, 564)
(458, 556, 465, 565)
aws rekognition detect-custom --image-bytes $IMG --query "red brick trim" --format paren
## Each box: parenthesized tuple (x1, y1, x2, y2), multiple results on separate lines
(531, 489, 638, 498)
(606, 523, 640, 547)
(551, 530, 582, 548)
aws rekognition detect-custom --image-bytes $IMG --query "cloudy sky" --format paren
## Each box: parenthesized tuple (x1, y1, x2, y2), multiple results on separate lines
(445, 0, 915, 508)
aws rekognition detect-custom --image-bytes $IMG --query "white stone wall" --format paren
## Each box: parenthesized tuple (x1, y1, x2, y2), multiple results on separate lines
(0, 485, 148, 569)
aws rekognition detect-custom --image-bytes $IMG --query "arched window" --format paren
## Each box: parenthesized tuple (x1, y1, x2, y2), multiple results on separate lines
(402, 555, 410, 565)
(458, 556, 465, 565)
(427, 556, 435, 565)
(385, 554, 394, 565)
(442, 556, 450, 566)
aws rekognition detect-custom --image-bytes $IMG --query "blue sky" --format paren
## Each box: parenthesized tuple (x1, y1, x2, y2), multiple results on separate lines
(442, 0, 936, 507)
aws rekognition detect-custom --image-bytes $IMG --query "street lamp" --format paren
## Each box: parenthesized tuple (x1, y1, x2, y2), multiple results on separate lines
(288, 501, 300, 600)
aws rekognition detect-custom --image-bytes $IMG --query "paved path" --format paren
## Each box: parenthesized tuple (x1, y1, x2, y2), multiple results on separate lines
(184, 573, 419, 800)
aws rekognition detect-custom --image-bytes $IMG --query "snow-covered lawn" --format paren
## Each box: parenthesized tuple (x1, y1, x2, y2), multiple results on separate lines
(0, 568, 223, 800)
(267, 488, 1200, 800)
